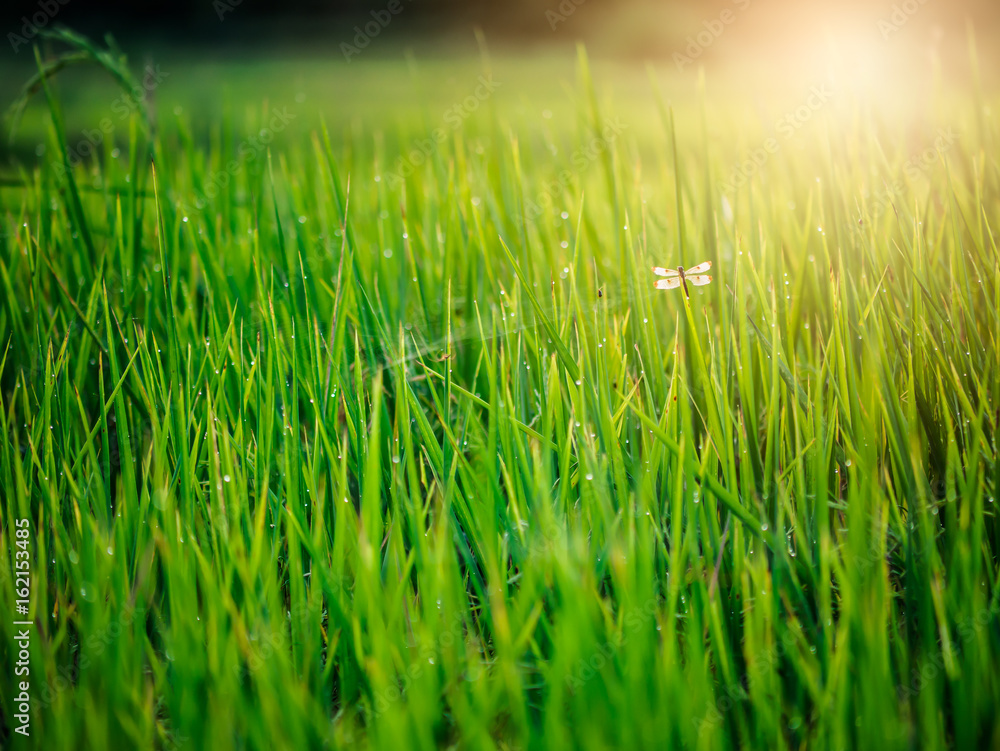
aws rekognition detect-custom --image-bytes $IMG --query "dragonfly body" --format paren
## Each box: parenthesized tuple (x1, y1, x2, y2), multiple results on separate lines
(652, 261, 713, 298)
(677, 265, 690, 298)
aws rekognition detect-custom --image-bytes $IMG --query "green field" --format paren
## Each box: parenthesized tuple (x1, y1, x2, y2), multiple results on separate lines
(1, 29, 999, 750)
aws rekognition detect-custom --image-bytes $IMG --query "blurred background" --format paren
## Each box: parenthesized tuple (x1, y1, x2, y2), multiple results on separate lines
(1, 0, 998, 167)
(1, 0, 996, 64)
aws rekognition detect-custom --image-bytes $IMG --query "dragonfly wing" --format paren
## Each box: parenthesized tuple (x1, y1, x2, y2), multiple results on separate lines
(686, 274, 713, 286)
(686, 261, 712, 275)
(652, 266, 680, 277)
(654, 277, 683, 290)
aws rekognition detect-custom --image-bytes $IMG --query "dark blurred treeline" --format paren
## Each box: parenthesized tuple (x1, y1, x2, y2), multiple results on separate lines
(3, 0, 556, 45)
(3, 0, 998, 50)
(2, 0, 1000, 74)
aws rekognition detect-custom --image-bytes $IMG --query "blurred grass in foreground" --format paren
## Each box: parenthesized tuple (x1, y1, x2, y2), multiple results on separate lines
(0, 28, 999, 751)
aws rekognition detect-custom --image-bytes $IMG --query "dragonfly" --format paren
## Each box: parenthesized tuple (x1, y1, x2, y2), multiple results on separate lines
(652, 261, 713, 298)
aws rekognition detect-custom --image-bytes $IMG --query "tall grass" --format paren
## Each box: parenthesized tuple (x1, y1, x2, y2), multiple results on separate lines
(1, 30, 998, 750)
